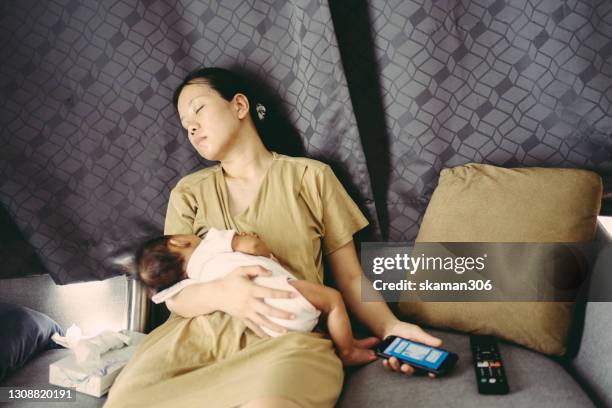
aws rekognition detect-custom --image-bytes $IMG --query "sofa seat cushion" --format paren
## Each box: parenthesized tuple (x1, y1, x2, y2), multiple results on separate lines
(337, 329, 594, 408)
(572, 301, 612, 408)
(0, 349, 106, 408)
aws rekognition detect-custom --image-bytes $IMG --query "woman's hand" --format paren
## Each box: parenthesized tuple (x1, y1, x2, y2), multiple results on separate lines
(338, 337, 380, 367)
(218, 265, 297, 338)
(381, 320, 442, 378)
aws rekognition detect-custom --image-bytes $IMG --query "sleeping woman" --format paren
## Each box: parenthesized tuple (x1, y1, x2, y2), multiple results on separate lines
(104, 67, 442, 408)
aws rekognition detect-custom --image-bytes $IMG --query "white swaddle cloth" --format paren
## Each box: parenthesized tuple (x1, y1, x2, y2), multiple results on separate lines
(152, 228, 321, 337)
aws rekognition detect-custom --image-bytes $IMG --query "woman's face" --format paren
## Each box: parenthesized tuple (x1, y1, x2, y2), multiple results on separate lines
(176, 82, 246, 161)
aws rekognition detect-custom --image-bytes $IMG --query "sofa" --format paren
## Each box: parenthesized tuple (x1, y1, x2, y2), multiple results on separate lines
(0, 215, 609, 408)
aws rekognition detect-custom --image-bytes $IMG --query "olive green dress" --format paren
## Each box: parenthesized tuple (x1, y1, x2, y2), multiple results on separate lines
(104, 152, 369, 408)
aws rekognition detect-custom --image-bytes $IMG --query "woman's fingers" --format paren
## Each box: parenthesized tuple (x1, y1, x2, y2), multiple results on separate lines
(249, 311, 288, 334)
(251, 284, 297, 300)
(383, 357, 415, 376)
(238, 265, 272, 279)
(409, 325, 442, 347)
(235, 266, 296, 300)
(382, 357, 436, 378)
(389, 357, 401, 371)
(242, 318, 270, 339)
(254, 299, 295, 320)
(384, 321, 442, 348)
(400, 364, 415, 375)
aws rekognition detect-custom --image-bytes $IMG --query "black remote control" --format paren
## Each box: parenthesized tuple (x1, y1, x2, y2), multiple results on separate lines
(470, 335, 509, 395)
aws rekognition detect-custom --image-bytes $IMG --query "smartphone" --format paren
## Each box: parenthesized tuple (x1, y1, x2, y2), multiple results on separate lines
(376, 335, 458, 376)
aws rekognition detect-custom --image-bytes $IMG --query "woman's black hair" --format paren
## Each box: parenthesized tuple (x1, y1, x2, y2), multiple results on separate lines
(173, 67, 305, 157)
(172, 67, 264, 126)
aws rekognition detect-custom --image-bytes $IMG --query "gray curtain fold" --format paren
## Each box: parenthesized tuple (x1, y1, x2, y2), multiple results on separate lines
(0, 0, 378, 284)
(333, 0, 612, 241)
(1, 0, 610, 284)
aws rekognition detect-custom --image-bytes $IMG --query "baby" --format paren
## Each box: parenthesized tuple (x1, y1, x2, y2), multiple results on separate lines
(134, 228, 373, 366)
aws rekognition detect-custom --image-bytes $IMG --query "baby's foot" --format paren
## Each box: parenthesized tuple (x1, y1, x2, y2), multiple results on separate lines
(338, 337, 380, 367)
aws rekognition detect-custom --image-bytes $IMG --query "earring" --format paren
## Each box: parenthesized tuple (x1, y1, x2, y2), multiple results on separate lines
(256, 103, 267, 120)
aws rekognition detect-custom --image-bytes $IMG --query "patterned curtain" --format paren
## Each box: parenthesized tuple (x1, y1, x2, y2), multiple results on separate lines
(1, 0, 610, 283)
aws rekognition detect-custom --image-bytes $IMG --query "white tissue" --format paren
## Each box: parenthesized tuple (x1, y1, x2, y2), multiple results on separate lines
(52, 324, 132, 368)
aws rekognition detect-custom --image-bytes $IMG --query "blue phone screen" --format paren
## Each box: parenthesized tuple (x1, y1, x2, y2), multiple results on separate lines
(383, 337, 449, 370)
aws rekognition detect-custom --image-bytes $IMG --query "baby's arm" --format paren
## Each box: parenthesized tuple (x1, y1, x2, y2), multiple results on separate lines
(231, 232, 272, 257)
(289, 280, 375, 366)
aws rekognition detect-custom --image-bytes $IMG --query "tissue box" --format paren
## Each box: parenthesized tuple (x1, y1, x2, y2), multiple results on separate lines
(49, 331, 146, 398)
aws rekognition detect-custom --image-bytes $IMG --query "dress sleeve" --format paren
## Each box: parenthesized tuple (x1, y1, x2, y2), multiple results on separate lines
(164, 185, 198, 235)
(318, 165, 369, 255)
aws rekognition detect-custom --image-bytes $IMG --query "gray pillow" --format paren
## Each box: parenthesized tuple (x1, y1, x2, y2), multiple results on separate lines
(0, 302, 64, 381)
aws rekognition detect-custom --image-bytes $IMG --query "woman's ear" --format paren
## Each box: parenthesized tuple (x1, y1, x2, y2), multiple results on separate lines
(232, 93, 250, 119)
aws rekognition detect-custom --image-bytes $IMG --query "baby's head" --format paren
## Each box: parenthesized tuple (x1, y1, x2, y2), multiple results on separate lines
(134, 234, 201, 294)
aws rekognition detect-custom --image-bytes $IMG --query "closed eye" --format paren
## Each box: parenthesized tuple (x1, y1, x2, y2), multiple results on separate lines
(195, 105, 204, 114)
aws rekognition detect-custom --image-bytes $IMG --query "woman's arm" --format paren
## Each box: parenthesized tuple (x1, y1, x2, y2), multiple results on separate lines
(165, 280, 225, 318)
(328, 240, 442, 376)
(327, 241, 400, 339)
(166, 265, 299, 337)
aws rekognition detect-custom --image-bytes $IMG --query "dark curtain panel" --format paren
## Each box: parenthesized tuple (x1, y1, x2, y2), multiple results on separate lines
(0, 0, 379, 284)
(1, 0, 610, 283)
(333, 0, 612, 240)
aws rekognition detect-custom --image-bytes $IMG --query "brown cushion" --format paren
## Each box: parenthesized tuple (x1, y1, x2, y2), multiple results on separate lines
(398, 163, 602, 355)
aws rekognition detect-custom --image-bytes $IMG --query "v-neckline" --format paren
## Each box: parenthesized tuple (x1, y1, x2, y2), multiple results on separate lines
(217, 151, 277, 220)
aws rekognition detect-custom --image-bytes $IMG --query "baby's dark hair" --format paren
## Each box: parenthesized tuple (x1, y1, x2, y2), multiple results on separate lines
(134, 236, 186, 294)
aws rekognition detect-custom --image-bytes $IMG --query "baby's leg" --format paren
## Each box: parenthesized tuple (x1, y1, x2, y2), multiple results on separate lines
(287, 280, 354, 353)
(289, 281, 380, 366)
